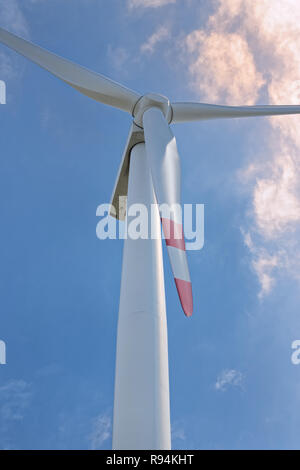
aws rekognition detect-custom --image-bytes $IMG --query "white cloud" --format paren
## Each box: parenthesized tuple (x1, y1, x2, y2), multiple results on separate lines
(128, 0, 176, 8)
(215, 369, 244, 392)
(141, 25, 169, 55)
(89, 413, 111, 450)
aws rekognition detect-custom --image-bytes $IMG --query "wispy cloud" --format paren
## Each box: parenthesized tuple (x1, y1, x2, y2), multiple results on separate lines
(107, 24, 171, 73)
(0, 380, 32, 422)
(171, 423, 186, 441)
(0, 0, 29, 80)
(0, 0, 28, 36)
(128, 0, 176, 9)
(242, 229, 283, 297)
(0, 380, 32, 449)
(107, 45, 130, 72)
(141, 25, 170, 55)
(88, 412, 111, 450)
(183, 0, 300, 297)
(215, 369, 244, 392)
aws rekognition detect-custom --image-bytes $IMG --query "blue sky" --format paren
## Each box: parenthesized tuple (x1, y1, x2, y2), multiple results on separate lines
(1, 0, 300, 450)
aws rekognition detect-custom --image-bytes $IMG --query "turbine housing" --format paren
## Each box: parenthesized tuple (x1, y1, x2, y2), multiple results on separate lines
(132, 93, 173, 128)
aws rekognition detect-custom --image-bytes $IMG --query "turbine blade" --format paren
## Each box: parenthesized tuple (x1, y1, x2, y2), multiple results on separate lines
(110, 123, 144, 220)
(171, 102, 300, 123)
(143, 107, 193, 317)
(0, 27, 140, 113)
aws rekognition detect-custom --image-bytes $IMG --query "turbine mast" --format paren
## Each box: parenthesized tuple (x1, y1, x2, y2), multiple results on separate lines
(112, 143, 171, 450)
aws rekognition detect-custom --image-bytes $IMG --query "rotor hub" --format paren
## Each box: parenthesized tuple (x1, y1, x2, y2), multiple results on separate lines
(132, 93, 172, 128)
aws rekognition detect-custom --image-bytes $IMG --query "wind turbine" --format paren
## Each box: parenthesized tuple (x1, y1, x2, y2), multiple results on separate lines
(1, 26, 300, 450)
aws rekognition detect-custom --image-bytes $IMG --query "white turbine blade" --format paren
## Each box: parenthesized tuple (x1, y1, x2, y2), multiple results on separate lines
(110, 123, 144, 220)
(0, 27, 140, 113)
(171, 102, 300, 123)
(143, 107, 193, 317)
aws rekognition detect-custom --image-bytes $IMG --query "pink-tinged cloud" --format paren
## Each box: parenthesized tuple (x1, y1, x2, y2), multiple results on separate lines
(185, 31, 265, 105)
(184, 0, 300, 297)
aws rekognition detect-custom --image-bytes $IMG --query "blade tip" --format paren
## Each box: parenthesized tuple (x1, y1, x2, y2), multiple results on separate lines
(174, 278, 193, 318)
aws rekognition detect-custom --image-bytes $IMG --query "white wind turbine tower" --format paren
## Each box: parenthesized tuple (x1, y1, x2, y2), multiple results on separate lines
(1, 26, 300, 450)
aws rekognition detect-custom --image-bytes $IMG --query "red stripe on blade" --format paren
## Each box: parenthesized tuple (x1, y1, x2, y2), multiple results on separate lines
(174, 278, 193, 317)
(161, 218, 185, 251)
